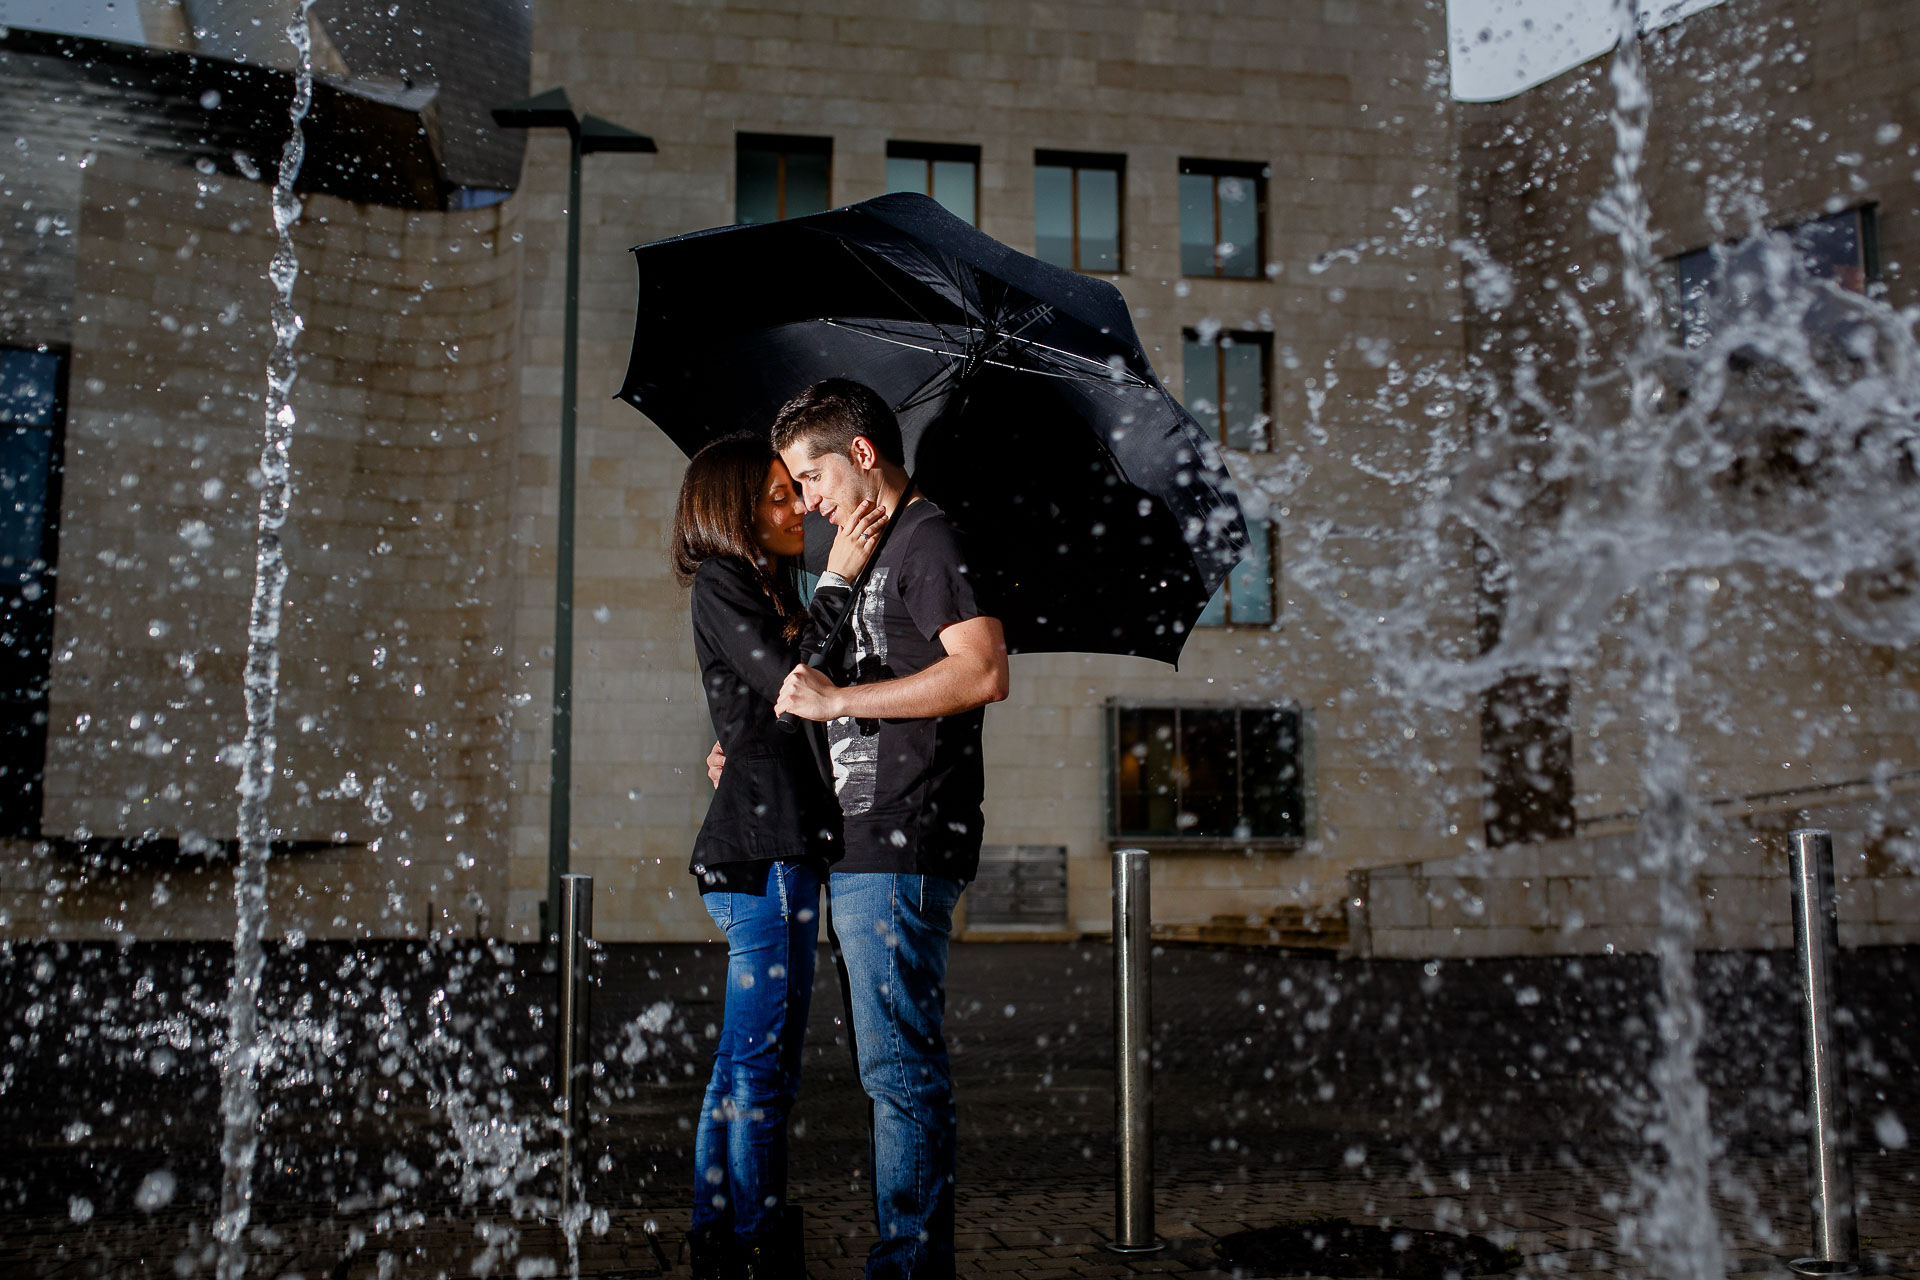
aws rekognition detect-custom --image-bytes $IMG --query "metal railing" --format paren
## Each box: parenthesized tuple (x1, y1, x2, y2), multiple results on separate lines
(1787, 830, 1859, 1278)
(1108, 848, 1163, 1253)
(557, 873, 594, 1213)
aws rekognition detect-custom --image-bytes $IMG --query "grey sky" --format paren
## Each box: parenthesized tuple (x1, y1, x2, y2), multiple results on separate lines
(0, 0, 145, 42)
(1448, 0, 1730, 101)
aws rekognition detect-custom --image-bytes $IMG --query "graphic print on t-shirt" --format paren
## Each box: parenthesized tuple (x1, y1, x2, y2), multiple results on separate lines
(827, 566, 887, 815)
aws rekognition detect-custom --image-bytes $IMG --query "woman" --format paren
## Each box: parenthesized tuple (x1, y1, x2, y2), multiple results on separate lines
(669, 432, 881, 1280)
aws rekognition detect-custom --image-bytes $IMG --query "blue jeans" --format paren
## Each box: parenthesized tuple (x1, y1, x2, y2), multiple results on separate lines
(829, 872, 964, 1280)
(693, 861, 820, 1242)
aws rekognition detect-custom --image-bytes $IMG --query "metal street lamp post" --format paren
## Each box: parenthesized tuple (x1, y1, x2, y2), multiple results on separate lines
(491, 89, 655, 940)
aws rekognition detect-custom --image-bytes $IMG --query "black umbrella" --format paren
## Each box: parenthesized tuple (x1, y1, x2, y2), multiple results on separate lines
(617, 192, 1249, 664)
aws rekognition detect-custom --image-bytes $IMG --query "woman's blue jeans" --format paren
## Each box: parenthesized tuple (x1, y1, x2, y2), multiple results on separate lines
(692, 861, 819, 1242)
(829, 872, 963, 1280)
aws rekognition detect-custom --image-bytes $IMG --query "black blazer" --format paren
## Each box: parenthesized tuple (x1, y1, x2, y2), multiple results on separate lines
(688, 555, 848, 888)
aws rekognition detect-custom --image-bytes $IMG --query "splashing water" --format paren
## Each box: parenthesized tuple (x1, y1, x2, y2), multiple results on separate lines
(215, 4, 316, 1277)
(1590, 7, 1728, 1275)
(1263, 4, 1920, 1276)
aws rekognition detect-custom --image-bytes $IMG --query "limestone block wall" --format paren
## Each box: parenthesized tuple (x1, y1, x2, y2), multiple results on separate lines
(505, 0, 1472, 943)
(0, 150, 524, 942)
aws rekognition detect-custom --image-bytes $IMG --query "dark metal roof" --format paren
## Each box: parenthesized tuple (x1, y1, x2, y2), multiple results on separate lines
(312, 0, 531, 192)
(0, 20, 525, 208)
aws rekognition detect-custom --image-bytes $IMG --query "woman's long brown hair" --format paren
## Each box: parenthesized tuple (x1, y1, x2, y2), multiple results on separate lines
(669, 432, 805, 640)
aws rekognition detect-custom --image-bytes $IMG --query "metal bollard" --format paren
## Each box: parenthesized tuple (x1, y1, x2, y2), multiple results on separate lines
(1787, 830, 1860, 1278)
(557, 873, 594, 1209)
(1108, 849, 1163, 1253)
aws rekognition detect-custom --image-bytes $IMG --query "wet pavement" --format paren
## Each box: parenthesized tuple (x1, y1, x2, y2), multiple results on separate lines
(1, 938, 1916, 1277)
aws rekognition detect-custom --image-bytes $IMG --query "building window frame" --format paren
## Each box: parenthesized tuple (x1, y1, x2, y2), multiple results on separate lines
(1182, 328, 1272, 452)
(1661, 204, 1889, 494)
(885, 140, 981, 226)
(1665, 204, 1880, 348)
(1, 342, 69, 838)
(1105, 700, 1307, 848)
(1183, 325, 1278, 625)
(735, 131, 834, 225)
(1033, 148, 1126, 274)
(1178, 157, 1268, 280)
(1192, 517, 1277, 629)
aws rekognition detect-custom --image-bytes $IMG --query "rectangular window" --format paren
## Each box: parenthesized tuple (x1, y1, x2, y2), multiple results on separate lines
(1193, 517, 1275, 628)
(1478, 671, 1576, 848)
(1668, 205, 1878, 347)
(1, 345, 67, 837)
(1033, 149, 1124, 273)
(1182, 329, 1270, 451)
(735, 132, 833, 225)
(886, 141, 979, 226)
(1179, 158, 1266, 279)
(1183, 329, 1276, 627)
(1110, 703, 1304, 842)
(1474, 532, 1575, 848)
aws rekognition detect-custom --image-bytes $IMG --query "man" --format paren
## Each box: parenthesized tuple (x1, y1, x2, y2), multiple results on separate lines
(771, 378, 1008, 1280)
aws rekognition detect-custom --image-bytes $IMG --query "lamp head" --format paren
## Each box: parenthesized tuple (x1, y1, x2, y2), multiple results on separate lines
(580, 114, 657, 155)
(491, 87, 578, 131)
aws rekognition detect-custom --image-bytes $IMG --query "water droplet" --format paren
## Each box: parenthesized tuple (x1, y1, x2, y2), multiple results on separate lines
(134, 1170, 177, 1211)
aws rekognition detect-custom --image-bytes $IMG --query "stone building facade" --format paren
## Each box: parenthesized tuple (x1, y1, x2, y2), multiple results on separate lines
(1354, 0, 1920, 956)
(499, 0, 1474, 945)
(2, 0, 1914, 956)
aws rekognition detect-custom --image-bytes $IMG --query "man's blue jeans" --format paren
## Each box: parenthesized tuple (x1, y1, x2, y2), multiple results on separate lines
(693, 861, 819, 1242)
(829, 872, 964, 1280)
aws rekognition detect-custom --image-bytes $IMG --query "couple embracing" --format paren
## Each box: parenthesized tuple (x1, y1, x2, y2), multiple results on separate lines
(667, 378, 1009, 1280)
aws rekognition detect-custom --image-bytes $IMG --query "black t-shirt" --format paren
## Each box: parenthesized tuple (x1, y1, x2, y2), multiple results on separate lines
(820, 498, 988, 880)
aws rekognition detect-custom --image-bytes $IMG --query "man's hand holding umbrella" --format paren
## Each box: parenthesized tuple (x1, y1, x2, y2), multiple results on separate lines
(773, 417, 1008, 723)
(775, 616, 1008, 722)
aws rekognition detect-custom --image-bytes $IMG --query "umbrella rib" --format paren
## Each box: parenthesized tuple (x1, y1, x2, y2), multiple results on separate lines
(821, 317, 1150, 386)
(962, 299, 1153, 387)
(829, 236, 966, 348)
(891, 353, 966, 417)
(819, 320, 1144, 384)
(893, 367, 962, 415)
(990, 335, 1152, 385)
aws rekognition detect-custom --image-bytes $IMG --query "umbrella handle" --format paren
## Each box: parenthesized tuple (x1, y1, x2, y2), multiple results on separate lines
(775, 650, 831, 734)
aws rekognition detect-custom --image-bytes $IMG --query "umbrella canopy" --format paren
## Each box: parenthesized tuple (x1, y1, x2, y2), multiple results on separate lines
(617, 192, 1250, 664)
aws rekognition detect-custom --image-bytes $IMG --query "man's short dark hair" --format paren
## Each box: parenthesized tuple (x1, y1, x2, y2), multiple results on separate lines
(769, 378, 905, 466)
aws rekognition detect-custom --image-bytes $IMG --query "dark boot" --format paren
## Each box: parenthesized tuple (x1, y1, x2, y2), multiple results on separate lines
(741, 1204, 806, 1280)
(687, 1223, 744, 1280)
